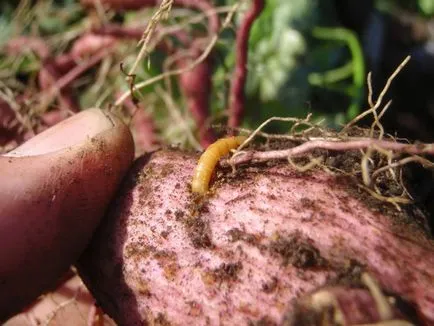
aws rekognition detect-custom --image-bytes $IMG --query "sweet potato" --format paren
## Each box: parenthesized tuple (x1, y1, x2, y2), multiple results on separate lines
(78, 148, 434, 325)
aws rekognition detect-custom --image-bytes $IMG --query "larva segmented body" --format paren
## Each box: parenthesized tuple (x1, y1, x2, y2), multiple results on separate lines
(191, 136, 247, 194)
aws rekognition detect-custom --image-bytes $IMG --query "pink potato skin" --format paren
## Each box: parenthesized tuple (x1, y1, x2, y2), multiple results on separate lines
(78, 149, 434, 325)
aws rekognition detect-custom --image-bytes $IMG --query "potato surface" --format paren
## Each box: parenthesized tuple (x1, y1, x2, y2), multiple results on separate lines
(78, 149, 434, 325)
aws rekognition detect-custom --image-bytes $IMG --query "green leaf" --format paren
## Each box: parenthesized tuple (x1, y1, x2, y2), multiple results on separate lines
(419, 0, 434, 16)
(0, 16, 11, 48)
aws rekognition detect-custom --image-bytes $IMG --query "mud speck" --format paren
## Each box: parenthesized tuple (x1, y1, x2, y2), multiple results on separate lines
(327, 259, 365, 287)
(207, 262, 243, 284)
(124, 243, 154, 261)
(153, 250, 179, 280)
(153, 312, 171, 326)
(227, 228, 245, 242)
(248, 316, 278, 326)
(269, 233, 326, 268)
(174, 209, 185, 220)
(184, 216, 213, 249)
(227, 228, 262, 246)
(262, 277, 278, 293)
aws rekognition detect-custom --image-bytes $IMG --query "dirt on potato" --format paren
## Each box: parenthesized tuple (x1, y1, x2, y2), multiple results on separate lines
(78, 147, 434, 326)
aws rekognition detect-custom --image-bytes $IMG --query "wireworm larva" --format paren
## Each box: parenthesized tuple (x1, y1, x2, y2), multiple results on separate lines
(191, 136, 247, 194)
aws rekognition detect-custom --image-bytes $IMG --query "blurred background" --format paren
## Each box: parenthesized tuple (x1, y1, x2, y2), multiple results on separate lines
(1, 0, 434, 148)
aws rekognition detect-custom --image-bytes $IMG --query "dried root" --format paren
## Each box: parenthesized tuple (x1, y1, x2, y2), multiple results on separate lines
(225, 56, 434, 210)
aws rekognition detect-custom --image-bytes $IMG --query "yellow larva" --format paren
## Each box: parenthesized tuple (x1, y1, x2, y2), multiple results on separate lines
(191, 136, 247, 194)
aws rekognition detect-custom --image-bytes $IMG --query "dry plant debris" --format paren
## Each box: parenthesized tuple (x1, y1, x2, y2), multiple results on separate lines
(2, 0, 265, 152)
(224, 56, 434, 210)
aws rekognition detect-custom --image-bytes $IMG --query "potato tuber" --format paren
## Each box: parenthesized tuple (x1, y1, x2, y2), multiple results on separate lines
(78, 149, 433, 325)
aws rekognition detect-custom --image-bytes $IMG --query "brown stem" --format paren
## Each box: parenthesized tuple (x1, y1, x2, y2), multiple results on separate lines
(228, 0, 265, 129)
(92, 25, 145, 39)
(177, 43, 216, 147)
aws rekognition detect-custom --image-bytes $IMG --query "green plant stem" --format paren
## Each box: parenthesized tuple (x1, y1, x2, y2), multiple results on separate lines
(311, 26, 365, 119)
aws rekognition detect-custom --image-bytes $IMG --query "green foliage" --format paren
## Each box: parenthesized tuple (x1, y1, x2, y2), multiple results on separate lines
(0, 16, 11, 48)
(37, 2, 84, 35)
(418, 0, 434, 16)
(227, 0, 363, 130)
(246, 0, 314, 104)
(309, 26, 365, 120)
